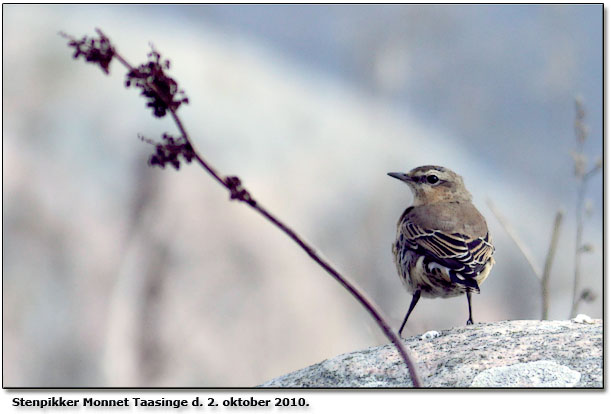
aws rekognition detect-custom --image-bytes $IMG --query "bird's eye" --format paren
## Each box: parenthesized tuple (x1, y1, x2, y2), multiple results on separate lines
(426, 175, 440, 184)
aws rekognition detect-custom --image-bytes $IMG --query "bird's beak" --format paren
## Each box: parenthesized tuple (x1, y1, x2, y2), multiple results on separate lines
(387, 172, 412, 182)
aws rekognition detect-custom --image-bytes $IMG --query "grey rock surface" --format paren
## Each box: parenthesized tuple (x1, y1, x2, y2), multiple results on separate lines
(259, 319, 602, 388)
(470, 360, 581, 387)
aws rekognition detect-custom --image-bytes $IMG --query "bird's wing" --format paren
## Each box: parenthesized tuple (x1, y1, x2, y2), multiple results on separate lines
(399, 219, 494, 289)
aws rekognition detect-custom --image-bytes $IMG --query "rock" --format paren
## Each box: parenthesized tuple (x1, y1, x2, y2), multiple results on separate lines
(258, 319, 602, 388)
(470, 360, 581, 387)
(420, 330, 441, 340)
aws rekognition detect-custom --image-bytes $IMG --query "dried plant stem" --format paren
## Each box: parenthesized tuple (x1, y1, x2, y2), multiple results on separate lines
(569, 97, 601, 318)
(101, 30, 423, 387)
(569, 166, 598, 318)
(487, 199, 563, 320)
(570, 184, 585, 318)
(486, 199, 542, 278)
(541, 211, 564, 320)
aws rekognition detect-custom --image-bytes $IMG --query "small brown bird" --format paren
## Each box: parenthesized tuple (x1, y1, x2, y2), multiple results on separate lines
(388, 165, 495, 336)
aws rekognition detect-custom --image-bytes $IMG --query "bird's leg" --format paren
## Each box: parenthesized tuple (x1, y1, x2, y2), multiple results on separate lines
(399, 289, 421, 337)
(466, 291, 474, 325)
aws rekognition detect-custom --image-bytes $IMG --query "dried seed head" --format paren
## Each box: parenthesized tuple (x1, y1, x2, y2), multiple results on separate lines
(570, 150, 587, 178)
(580, 289, 597, 303)
(61, 30, 115, 74)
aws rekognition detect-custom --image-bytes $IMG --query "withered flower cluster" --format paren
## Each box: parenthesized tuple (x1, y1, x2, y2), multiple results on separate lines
(143, 133, 195, 170)
(126, 50, 189, 118)
(62, 31, 114, 74)
(64, 30, 191, 169)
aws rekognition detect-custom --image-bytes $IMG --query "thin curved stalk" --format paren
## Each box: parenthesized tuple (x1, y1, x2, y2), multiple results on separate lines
(90, 29, 424, 387)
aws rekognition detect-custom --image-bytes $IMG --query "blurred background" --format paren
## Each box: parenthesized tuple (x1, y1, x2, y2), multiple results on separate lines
(2, 4, 603, 387)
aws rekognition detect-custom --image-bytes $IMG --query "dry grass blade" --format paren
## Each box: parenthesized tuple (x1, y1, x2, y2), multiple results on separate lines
(486, 199, 542, 279)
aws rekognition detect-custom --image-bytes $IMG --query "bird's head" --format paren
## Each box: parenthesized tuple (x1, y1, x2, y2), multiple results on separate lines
(387, 165, 472, 205)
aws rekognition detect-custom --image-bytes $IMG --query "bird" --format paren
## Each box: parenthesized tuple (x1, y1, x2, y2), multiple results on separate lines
(388, 165, 495, 337)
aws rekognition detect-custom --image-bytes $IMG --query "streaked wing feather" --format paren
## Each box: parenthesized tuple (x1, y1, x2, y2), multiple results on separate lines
(400, 219, 494, 283)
